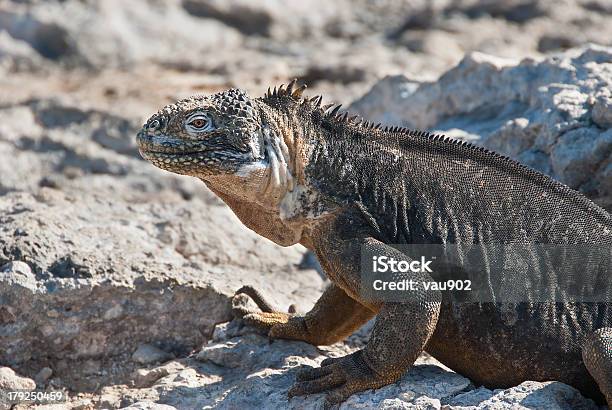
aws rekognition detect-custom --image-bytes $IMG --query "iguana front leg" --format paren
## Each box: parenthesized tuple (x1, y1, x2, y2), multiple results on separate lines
(288, 237, 442, 406)
(233, 283, 377, 346)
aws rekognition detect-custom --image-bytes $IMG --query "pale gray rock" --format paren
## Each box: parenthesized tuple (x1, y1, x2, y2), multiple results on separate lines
(0, 261, 37, 290)
(156, 323, 471, 409)
(120, 401, 177, 410)
(182, 0, 274, 36)
(0, 188, 323, 391)
(70, 323, 603, 410)
(132, 344, 173, 365)
(0, 30, 45, 73)
(0, 366, 36, 390)
(593, 94, 612, 129)
(446, 381, 603, 410)
(0, 8, 75, 61)
(351, 45, 612, 211)
(131, 367, 172, 389)
(390, 0, 612, 55)
(34, 367, 53, 385)
(0, 0, 242, 68)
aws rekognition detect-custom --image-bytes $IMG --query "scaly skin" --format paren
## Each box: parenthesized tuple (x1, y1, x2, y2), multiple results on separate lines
(137, 81, 612, 408)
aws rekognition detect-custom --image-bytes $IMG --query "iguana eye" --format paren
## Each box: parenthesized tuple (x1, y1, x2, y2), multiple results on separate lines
(190, 119, 207, 128)
(148, 119, 160, 130)
(186, 114, 214, 132)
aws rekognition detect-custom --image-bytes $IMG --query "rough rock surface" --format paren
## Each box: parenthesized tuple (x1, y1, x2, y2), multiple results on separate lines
(0, 367, 35, 391)
(351, 45, 612, 211)
(2, 0, 612, 104)
(0, 0, 610, 408)
(49, 321, 601, 410)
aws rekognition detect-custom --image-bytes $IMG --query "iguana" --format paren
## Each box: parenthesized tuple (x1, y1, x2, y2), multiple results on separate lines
(137, 80, 612, 408)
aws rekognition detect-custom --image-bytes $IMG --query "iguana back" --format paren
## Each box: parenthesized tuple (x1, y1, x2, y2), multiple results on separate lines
(306, 117, 611, 246)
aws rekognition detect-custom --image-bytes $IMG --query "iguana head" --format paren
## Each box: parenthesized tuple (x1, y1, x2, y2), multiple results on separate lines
(137, 81, 322, 245)
(137, 88, 265, 178)
(137, 81, 313, 212)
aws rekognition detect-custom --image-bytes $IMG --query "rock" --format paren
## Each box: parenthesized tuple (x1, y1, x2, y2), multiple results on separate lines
(550, 128, 612, 188)
(34, 367, 53, 385)
(96, 393, 122, 409)
(131, 367, 172, 389)
(0, 9, 77, 61)
(120, 401, 177, 410)
(182, 0, 274, 36)
(0, 367, 36, 390)
(0, 187, 323, 391)
(301, 64, 368, 86)
(132, 344, 173, 365)
(1, 261, 32, 275)
(446, 381, 601, 409)
(593, 94, 612, 129)
(0, 261, 36, 289)
(153, 325, 472, 409)
(0, 0, 242, 68)
(538, 34, 582, 53)
(351, 45, 612, 211)
(463, 1, 547, 23)
(348, 75, 421, 127)
(0, 30, 45, 72)
(74, 324, 604, 409)
(583, 0, 612, 14)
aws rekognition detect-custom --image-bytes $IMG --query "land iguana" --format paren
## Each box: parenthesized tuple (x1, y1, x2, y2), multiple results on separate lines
(136, 80, 612, 407)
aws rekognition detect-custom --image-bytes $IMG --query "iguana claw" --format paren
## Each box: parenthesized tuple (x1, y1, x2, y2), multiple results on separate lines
(232, 286, 298, 332)
(288, 350, 397, 407)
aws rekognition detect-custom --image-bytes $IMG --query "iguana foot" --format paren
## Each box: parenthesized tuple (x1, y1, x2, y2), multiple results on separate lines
(232, 286, 308, 339)
(583, 327, 612, 407)
(232, 285, 296, 317)
(288, 350, 398, 407)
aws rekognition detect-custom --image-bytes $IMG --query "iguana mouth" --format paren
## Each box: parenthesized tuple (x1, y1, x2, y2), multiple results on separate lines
(139, 150, 207, 159)
(139, 148, 206, 156)
(136, 132, 208, 155)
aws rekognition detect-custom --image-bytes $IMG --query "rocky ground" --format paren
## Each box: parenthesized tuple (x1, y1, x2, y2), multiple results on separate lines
(0, 0, 610, 409)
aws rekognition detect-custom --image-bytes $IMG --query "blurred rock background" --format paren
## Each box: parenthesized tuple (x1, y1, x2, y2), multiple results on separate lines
(0, 0, 610, 408)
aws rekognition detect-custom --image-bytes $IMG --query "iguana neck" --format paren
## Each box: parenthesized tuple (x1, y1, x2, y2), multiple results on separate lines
(201, 101, 307, 211)
(198, 101, 334, 248)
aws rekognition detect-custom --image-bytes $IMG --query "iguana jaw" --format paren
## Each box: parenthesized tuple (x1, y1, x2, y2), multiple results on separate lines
(196, 116, 319, 246)
(202, 123, 298, 209)
(137, 132, 260, 179)
(136, 131, 218, 176)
